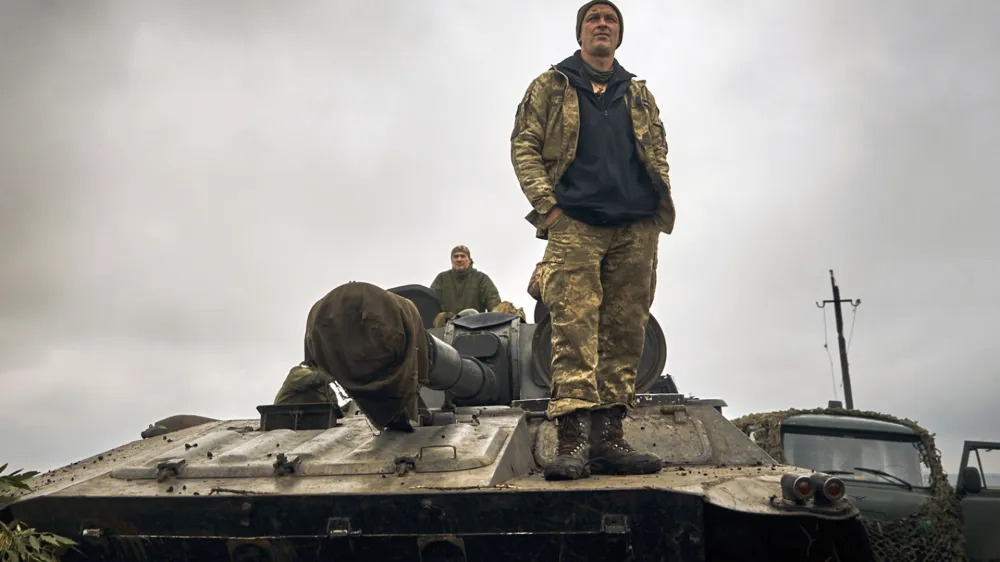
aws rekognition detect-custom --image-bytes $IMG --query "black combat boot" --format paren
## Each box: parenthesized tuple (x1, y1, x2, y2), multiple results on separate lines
(543, 409, 591, 481)
(589, 406, 662, 475)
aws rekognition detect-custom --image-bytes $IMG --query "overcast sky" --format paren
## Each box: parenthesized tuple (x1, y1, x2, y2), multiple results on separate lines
(2, 0, 998, 477)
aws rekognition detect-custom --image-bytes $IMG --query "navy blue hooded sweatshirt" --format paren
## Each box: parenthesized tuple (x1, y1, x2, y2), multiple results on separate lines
(553, 51, 659, 227)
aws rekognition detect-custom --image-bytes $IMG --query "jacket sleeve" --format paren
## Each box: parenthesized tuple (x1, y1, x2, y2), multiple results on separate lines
(511, 76, 558, 216)
(274, 365, 336, 404)
(480, 274, 502, 311)
(641, 84, 672, 193)
(285, 368, 335, 392)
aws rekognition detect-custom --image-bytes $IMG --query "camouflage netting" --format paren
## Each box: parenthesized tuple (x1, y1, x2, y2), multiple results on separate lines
(730, 408, 967, 562)
(491, 301, 526, 321)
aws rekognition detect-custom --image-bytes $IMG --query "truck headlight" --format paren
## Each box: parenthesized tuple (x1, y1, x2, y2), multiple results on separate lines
(812, 473, 846, 502)
(780, 473, 813, 503)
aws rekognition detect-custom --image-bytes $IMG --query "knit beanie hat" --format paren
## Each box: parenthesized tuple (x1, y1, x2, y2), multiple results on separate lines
(451, 245, 473, 265)
(576, 0, 623, 48)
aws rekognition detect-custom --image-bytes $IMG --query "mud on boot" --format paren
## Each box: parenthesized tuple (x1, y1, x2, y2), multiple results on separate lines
(543, 409, 591, 481)
(589, 406, 662, 475)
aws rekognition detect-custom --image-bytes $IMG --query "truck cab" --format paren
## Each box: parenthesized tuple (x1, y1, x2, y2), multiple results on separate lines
(954, 440, 1000, 561)
(779, 414, 933, 521)
(777, 413, 1000, 561)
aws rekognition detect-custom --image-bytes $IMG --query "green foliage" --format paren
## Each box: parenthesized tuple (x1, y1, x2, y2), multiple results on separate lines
(0, 464, 39, 492)
(0, 520, 78, 562)
(0, 464, 78, 561)
(0, 463, 37, 509)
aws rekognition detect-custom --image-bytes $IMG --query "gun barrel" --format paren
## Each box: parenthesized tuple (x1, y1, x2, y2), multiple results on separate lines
(426, 333, 497, 403)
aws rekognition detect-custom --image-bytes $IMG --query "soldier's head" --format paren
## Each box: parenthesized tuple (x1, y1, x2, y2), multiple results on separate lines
(450, 245, 472, 272)
(576, 1, 623, 57)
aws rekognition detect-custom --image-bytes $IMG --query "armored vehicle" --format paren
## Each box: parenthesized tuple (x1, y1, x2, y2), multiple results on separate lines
(732, 404, 1000, 561)
(2, 284, 877, 561)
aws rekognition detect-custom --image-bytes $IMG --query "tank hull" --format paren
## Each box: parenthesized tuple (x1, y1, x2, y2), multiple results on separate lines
(6, 487, 874, 562)
(2, 396, 873, 561)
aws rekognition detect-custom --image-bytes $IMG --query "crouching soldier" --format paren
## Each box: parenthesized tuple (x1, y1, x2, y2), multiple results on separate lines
(273, 363, 342, 407)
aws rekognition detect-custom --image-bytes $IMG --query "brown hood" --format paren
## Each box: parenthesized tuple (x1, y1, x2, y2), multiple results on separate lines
(304, 281, 429, 430)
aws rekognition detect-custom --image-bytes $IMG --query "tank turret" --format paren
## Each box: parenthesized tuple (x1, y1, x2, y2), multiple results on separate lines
(1, 281, 876, 562)
(387, 284, 675, 413)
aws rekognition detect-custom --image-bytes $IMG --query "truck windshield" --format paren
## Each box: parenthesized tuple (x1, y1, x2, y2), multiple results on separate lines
(782, 430, 932, 488)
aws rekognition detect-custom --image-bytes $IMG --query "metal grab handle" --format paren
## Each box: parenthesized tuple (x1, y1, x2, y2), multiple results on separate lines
(418, 445, 457, 459)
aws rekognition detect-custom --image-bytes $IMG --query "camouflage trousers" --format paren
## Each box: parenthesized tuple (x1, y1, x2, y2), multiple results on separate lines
(537, 213, 660, 419)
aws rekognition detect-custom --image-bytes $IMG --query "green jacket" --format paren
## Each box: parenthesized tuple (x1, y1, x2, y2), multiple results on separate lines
(430, 268, 502, 314)
(510, 63, 676, 240)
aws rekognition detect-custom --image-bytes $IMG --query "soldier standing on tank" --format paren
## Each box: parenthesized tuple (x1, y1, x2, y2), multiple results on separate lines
(510, 0, 676, 480)
(430, 245, 503, 326)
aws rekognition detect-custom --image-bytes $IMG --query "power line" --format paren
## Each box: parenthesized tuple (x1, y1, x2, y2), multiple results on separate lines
(847, 303, 859, 352)
(822, 306, 839, 402)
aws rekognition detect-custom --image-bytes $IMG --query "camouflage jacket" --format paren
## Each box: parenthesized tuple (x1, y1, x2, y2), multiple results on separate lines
(273, 363, 339, 406)
(510, 62, 676, 239)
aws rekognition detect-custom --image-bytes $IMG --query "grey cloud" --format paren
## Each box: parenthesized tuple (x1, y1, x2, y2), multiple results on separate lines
(2, 0, 998, 476)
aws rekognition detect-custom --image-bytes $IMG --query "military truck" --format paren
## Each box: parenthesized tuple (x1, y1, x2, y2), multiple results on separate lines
(1, 284, 878, 561)
(731, 403, 1000, 561)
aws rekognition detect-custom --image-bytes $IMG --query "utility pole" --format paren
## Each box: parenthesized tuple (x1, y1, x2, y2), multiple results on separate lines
(816, 270, 861, 409)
